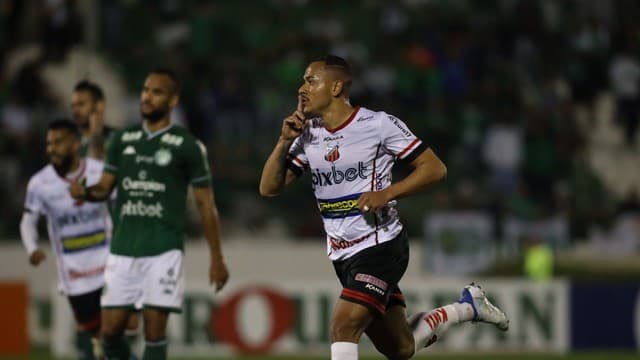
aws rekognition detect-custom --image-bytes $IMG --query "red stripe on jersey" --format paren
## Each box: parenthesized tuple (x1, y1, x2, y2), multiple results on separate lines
(341, 288, 385, 314)
(326, 106, 361, 133)
(371, 145, 380, 244)
(291, 156, 305, 167)
(397, 139, 421, 159)
(391, 293, 405, 301)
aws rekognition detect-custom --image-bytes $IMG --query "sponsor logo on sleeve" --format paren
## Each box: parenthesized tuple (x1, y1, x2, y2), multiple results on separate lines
(388, 115, 412, 138)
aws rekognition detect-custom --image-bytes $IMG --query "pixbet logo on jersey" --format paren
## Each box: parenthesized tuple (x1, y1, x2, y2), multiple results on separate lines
(311, 162, 370, 188)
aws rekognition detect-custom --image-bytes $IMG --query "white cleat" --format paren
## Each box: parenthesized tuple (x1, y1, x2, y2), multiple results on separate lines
(458, 282, 509, 331)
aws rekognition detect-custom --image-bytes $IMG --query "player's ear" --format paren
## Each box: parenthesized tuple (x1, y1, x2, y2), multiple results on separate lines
(170, 94, 180, 108)
(71, 137, 81, 153)
(95, 100, 106, 114)
(331, 80, 344, 97)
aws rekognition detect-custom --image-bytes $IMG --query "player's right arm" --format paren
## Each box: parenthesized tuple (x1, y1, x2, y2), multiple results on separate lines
(20, 178, 46, 266)
(69, 172, 116, 202)
(259, 100, 307, 197)
(20, 211, 46, 266)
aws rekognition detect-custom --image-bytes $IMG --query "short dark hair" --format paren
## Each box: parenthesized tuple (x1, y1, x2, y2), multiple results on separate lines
(316, 54, 352, 94)
(48, 118, 81, 139)
(148, 68, 181, 94)
(74, 80, 105, 102)
(319, 55, 352, 76)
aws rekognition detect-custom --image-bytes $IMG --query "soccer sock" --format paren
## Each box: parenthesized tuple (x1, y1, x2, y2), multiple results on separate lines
(103, 335, 131, 360)
(331, 341, 358, 360)
(76, 330, 96, 360)
(125, 328, 140, 353)
(142, 338, 167, 360)
(91, 337, 104, 359)
(409, 303, 472, 353)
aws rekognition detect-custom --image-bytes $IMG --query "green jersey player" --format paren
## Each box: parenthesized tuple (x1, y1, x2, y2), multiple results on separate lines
(70, 69, 229, 360)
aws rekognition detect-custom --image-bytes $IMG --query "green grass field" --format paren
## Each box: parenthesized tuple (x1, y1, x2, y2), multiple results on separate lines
(1, 348, 638, 360)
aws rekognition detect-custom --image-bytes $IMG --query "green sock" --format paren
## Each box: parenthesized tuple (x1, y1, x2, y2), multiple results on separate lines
(103, 335, 131, 359)
(142, 339, 167, 360)
(76, 331, 95, 360)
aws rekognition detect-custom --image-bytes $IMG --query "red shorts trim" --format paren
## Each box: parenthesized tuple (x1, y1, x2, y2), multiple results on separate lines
(341, 288, 386, 314)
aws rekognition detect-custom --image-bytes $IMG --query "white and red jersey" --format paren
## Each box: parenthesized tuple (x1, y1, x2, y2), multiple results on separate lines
(287, 106, 427, 260)
(24, 158, 112, 295)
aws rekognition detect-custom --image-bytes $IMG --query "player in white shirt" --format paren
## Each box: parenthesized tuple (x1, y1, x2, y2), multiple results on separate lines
(260, 55, 509, 360)
(20, 119, 111, 359)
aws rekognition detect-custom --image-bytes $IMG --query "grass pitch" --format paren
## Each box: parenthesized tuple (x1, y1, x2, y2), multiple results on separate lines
(1, 348, 638, 360)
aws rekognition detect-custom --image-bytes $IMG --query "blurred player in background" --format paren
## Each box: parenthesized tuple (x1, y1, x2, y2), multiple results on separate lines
(260, 55, 509, 360)
(72, 78, 142, 354)
(70, 69, 229, 360)
(20, 119, 111, 359)
(71, 80, 116, 159)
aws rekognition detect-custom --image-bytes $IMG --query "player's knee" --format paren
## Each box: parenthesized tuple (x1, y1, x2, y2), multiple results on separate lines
(100, 323, 123, 339)
(144, 324, 168, 342)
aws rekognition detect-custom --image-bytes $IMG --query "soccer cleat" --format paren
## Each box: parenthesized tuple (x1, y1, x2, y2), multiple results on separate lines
(458, 282, 509, 331)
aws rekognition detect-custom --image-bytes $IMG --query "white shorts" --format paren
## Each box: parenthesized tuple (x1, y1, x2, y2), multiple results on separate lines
(101, 249, 184, 313)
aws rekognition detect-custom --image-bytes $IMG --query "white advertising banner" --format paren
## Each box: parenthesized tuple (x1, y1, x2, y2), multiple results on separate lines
(50, 278, 569, 357)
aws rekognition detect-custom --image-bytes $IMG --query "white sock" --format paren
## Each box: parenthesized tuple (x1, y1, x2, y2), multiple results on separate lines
(451, 301, 475, 322)
(91, 337, 104, 359)
(409, 303, 471, 353)
(331, 341, 358, 360)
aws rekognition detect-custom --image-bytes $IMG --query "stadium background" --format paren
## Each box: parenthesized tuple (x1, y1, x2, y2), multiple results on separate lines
(0, 0, 639, 359)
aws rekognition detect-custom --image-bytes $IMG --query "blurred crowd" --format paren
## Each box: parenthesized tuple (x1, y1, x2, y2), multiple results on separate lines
(1, 0, 639, 255)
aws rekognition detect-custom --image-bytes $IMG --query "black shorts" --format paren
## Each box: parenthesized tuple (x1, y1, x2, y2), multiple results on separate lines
(332, 229, 409, 316)
(67, 287, 102, 332)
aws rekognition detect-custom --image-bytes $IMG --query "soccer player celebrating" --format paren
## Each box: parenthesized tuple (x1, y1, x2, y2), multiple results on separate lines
(70, 69, 229, 360)
(71, 80, 115, 159)
(260, 55, 509, 360)
(20, 119, 111, 359)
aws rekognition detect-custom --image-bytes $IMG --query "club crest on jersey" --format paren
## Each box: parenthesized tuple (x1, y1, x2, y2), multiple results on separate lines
(324, 145, 340, 163)
(154, 149, 172, 166)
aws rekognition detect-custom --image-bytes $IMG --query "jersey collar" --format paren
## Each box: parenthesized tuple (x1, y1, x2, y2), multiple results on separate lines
(143, 122, 174, 139)
(60, 158, 86, 184)
(325, 106, 360, 134)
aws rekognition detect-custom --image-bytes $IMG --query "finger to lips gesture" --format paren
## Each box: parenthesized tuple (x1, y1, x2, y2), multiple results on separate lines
(282, 96, 307, 140)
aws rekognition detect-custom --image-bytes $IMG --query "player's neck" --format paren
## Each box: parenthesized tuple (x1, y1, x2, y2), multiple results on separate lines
(78, 123, 91, 138)
(54, 156, 82, 178)
(144, 118, 171, 134)
(65, 157, 83, 178)
(81, 129, 90, 138)
(321, 101, 355, 131)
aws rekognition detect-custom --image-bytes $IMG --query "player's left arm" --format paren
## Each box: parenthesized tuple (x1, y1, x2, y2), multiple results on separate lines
(358, 148, 446, 213)
(193, 186, 229, 292)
